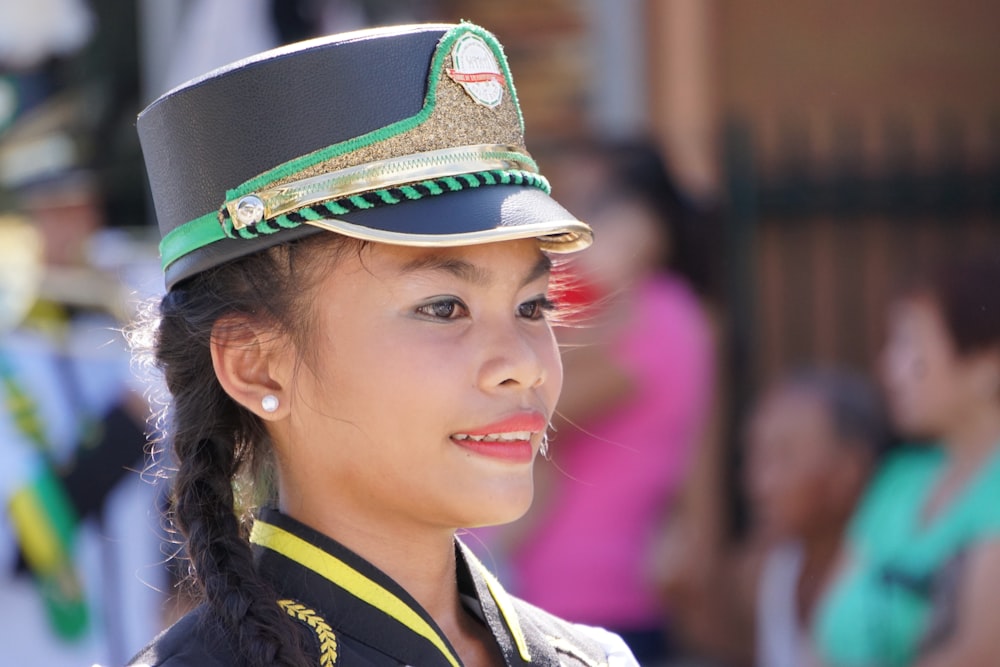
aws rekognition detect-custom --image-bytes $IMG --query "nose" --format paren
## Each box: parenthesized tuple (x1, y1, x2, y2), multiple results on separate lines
(476, 322, 553, 392)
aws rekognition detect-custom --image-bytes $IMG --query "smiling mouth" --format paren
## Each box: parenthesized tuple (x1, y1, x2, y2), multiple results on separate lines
(450, 412, 546, 462)
(450, 434, 535, 463)
(451, 431, 534, 442)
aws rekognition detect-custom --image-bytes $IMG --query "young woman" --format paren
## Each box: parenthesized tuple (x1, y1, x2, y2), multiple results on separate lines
(128, 23, 638, 667)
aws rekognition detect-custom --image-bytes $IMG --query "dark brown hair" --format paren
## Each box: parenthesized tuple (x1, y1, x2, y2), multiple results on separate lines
(903, 248, 1000, 358)
(138, 233, 357, 667)
(781, 367, 892, 462)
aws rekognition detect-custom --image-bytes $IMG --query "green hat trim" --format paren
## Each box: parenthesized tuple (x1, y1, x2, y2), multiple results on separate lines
(159, 168, 550, 270)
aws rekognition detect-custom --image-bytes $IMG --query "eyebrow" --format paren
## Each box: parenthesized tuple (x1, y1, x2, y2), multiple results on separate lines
(399, 252, 552, 288)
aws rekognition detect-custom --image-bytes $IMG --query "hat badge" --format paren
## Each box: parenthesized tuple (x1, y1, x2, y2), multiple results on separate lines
(234, 195, 265, 228)
(446, 33, 505, 108)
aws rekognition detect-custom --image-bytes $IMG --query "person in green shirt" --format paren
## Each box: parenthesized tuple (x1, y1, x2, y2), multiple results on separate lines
(813, 249, 1000, 666)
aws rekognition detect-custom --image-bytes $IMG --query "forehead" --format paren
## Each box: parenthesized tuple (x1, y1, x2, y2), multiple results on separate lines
(750, 388, 835, 441)
(890, 295, 943, 329)
(356, 238, 550, 279)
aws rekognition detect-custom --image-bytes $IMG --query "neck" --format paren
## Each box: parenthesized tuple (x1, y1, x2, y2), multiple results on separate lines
(800, 525, 845, 574)
(943, 403, 1000, 468)
(795, 522, 848, 623)
(282, 497, 463, 620)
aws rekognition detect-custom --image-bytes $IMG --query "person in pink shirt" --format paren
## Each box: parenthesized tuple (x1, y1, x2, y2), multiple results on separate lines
(502, 140, 718, 664)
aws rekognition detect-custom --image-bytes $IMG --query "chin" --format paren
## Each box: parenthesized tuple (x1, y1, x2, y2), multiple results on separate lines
(458, 484, 535, 529)
(891, 412, 938, 440)
(889, 401, 936, 435)
(473, 506, 532, 529)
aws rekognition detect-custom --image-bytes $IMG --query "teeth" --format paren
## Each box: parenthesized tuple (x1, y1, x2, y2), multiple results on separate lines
(452, 431, 533, 442)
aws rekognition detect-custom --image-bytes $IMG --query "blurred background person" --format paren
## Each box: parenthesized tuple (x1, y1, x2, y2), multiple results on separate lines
(654, 367, 889, 667)
(0, 1, 164, 664)
(744, 368, 889, 667)
(812, 249, 1000, 666)
(472, 138, 718, 666)
(0, 134, 163, 666)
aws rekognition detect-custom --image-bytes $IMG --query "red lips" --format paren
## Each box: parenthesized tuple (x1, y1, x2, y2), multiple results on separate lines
(456, 411, 547, 437)
(450, 411, 547, 463)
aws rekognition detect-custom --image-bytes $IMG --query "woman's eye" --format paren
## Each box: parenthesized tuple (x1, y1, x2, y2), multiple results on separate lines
(417, 298, 468, 320)
(518, 296, 557, 320)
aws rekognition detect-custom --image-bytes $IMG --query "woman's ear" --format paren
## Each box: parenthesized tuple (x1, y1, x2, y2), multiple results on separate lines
(961, 347, 1000, 404)
(210, 314, 294, 420)
(981, 349, 1000, 401)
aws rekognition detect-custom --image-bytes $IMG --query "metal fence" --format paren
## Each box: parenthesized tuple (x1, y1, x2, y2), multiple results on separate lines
(718, 114, 1000, 530)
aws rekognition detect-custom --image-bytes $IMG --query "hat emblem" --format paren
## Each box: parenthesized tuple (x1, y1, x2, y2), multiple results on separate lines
(234, 195, 265, 227)
(446, 34, 505, 108)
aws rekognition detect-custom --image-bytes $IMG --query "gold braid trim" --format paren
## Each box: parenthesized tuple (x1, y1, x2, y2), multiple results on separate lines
(278, 599, 339, 667)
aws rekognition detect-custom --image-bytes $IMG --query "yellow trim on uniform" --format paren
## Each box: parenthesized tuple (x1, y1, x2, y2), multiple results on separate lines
(463, 547, 532, 663)
(251, 520, 461, 667)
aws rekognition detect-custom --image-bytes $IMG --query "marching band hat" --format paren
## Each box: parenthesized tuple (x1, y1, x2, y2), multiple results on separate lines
(138, 23, 593, 290)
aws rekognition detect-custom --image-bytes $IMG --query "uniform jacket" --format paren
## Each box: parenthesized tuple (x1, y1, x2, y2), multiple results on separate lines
(129, 509, 631, 666)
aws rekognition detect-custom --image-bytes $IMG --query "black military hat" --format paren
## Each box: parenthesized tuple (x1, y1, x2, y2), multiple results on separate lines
(138, 23, 592, 290)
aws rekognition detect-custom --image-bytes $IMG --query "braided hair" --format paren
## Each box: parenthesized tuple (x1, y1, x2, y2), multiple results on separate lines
(140, 233, 356, 666)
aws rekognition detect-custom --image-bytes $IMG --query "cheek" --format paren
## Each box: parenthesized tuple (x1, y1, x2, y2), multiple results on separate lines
(299, 322, 417, 428)
(543, 331, 564, 408)
(759, 468, 821, 524)
(762, 481, 819, 536)
(747, 462, 787, 515)
(774, 475, 809, 509)
(882, 342, 927, 401)
(885, 352, 954, 431)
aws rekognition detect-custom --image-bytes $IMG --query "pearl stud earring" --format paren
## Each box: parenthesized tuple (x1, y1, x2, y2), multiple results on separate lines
(261, 394, 279, 413)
